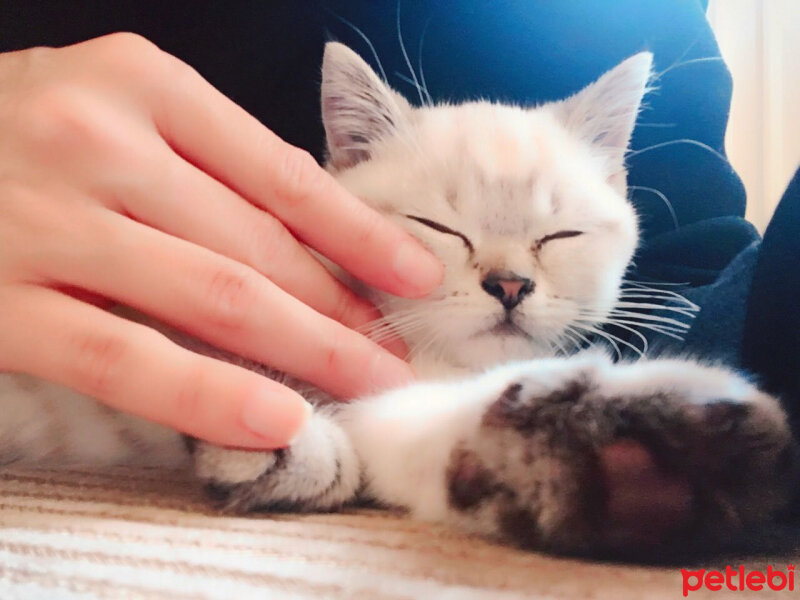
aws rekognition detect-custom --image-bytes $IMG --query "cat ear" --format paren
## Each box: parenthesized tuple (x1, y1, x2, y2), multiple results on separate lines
(555, 52, 652, 190)
(321, 42, 410, 170)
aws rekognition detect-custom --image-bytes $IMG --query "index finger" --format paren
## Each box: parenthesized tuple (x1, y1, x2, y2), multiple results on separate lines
(150, 55, 443, 298)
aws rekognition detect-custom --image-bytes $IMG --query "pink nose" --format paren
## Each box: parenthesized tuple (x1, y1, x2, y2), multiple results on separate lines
(481, 272, 534, 310)
(498, 279, 525, 299)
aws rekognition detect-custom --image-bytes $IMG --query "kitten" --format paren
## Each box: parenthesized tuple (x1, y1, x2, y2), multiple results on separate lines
(0, 42, 794, 559)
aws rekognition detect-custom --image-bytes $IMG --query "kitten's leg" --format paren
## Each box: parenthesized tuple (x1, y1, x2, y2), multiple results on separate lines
(340, 354, 796, 556)
(0, 373, 185, 467)
(192, 408, 361, 513)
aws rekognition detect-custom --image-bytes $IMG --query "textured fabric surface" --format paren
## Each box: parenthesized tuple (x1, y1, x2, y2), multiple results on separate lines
(0, 466, 788, 600)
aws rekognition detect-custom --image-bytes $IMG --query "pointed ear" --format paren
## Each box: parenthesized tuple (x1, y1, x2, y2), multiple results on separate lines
(321, 42, 410, 170)
(555, 52, 652, 191)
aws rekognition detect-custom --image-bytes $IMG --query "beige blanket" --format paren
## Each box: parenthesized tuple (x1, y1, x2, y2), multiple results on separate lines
(0, 466, 788, 599)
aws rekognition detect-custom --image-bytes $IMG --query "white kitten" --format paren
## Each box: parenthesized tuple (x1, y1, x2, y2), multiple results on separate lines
(0, 42, 792, 558)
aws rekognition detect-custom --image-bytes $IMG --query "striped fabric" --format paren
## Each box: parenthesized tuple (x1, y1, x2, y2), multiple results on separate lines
(0, 466, 770, 599)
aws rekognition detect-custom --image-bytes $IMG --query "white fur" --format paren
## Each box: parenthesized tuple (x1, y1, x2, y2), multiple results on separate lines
(5, 43, 775, 532)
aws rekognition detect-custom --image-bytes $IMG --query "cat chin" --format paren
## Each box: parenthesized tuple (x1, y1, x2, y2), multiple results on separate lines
(436, 334, 554, 372)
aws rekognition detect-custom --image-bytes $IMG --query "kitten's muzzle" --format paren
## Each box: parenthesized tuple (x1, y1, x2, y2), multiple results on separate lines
(481, 271, 534, 311)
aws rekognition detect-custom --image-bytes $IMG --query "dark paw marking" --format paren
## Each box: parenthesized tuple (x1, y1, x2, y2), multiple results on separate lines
(482, 377, 593, 433)
(452, 374, 796, 559)
(702, 399, 751, 434)
(204, 482, 234, 503)
(498, 506, 541, 548)
(481, 383, 523, 429)
(182, 435, 197, 453)
(447, 448, 502, 511)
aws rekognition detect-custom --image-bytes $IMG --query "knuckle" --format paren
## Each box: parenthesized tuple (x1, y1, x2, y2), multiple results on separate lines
(70, 331, 128, 399)
(23, 84, 102, 152)
(203, 265, 260, 333)
(160, 51, 198, 90)
(94, 32, 169, 84)
(97, 32, 160, 59)
(276, 147, 325, 205)
(321, 331, 348, 376)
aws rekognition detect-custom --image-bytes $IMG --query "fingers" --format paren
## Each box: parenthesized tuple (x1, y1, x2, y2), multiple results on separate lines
(0, 284, 311, 449)
(148, 56, 443, 298)
(35, 209, 415, 399)
(121, 141, 392, 341)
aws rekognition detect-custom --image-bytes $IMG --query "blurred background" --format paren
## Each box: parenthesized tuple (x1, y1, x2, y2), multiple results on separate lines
(707, 0, 799, 230)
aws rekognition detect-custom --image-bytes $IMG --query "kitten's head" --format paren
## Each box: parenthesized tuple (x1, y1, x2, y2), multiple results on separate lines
(321, 42, 651, 368)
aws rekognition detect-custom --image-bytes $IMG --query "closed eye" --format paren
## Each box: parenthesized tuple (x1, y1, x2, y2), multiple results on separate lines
(405, 215, 474, 253)
(533, 230, 584, 251)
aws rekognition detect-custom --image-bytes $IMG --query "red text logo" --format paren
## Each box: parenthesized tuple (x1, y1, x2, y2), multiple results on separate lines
(682, 565, 795, 596)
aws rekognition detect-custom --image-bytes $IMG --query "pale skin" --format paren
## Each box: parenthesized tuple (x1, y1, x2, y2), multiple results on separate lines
(0, 33, 689, 522)
(0, 33, 444, 449)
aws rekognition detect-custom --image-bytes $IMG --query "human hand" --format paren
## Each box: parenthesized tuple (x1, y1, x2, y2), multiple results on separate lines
(0, 33, 443, 449)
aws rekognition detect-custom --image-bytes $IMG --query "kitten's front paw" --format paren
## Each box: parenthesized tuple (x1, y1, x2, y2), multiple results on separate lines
(193, 412, 361, 513)
(444, 359, 796, 558)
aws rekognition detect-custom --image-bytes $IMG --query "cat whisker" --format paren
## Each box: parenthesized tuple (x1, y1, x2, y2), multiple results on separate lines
(359, 312, 427, 336)
(362, 314, 432, 338)
(628, 185, 679, 230)
(617, 296, 699, 314)
(417, 13, 434, 106)
(367, 323, 428, 346)
(653, 56, 726, 80)
(597, 317, 687, 340)
(396, 0, 426, 106)
(570, 323, 622, 358)
(573, 322, 645, 359)
(606, 309, 693, 327)
(664, 35, 702, 75)
(636, 122, 677, 128)
(617, 292, 698, 306)
(612, 302, 697, 317)
(394, 68, 433, 107)
(626, 138, 728, 163)
(585, 319, 650, 354)
(407, 328, 443, 361)
(563, 325, 595, 348)
(560, 326, 592, 355)
(548, 334, 572, 357)
(621, 279, 690, 287)
(325, 10, 388, 83)
(620, 281, 698, 310)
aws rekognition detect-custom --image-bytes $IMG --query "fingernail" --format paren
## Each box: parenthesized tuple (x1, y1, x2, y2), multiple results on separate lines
(241, 388, 313, 446)
(393, 240, 443, 296)
(369, 351, 416, 393)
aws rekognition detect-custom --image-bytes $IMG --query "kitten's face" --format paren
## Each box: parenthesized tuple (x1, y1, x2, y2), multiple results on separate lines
(321, 43, 650, 368)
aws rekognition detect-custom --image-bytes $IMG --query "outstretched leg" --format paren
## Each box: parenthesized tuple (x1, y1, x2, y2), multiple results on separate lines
(342, 354, 795, 557)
